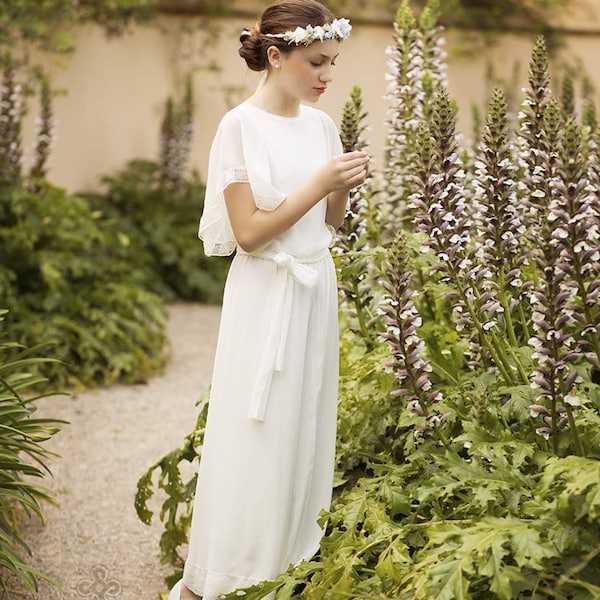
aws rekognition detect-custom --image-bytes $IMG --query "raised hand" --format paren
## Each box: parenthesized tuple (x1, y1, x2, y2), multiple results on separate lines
(315, 151, 370, 193)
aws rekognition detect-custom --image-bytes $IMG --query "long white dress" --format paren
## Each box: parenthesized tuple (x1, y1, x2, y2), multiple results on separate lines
(177, 100, 344, 599)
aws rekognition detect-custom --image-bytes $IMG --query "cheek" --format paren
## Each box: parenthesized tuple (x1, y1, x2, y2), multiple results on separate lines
(286, 61, 314, 85)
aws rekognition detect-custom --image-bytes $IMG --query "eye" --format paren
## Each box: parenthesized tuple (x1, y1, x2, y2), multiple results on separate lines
(310, 61, 322, 67)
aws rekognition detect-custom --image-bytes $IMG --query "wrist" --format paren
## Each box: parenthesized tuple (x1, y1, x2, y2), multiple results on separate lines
(311, 175, 331, 200)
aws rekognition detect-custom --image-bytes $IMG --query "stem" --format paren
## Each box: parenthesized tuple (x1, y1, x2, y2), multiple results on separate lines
(561, 390, 585, 457)
(557, 545, 600, 584)
(431, 422, 450, 449)
(572, 257, 600, 363)
(464, 296, 517, 385)
(499, 335, 530, 384)
(496, 267, 529, 383)
(517, 301, 531, 342)
(351, 276, 375, 352)
(498, 267, 519, 348)
(550, 370, 559, 455)
(416, 268, 436, 321)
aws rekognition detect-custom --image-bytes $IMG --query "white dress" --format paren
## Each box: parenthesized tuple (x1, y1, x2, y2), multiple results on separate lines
(177, 100, 344, 599)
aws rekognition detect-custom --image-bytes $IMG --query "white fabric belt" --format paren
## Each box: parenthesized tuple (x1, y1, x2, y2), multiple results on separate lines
(236, 247, 330, 421)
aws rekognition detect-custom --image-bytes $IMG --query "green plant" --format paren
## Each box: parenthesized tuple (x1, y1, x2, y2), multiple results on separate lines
(0, 181, 169, 387)
(0, 309, 65, 593)
(135, 391, 209, 590)
(0, 60, 169, 387)
(84, 158, 229, 303)
(0, 0, 158, 56)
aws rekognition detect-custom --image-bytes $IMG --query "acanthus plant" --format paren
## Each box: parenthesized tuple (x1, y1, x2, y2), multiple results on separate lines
(516, 36, 552, 248)
(525, 98, 584, 454)
(29, 73, 57, 184)
(471, 88, 531, 382)
(334, 85, 381, 350)
(144, 8, 600, 596)
(529, 114, 600, 455)
(410, 86, 528, 386)
(159, 75, 195, 194)
(554, 116, 600, 366)
(381, 0, 446, 238)
(516, 38, 599, 455)
(379, 230, 449, 446)
(0, 59, 24, 185)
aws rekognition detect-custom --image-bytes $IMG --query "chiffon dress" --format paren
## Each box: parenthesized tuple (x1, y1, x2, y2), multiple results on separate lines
(176, 100, 344, 599)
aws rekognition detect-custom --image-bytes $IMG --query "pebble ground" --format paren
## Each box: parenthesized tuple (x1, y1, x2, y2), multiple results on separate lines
(6, 303, 221, 600)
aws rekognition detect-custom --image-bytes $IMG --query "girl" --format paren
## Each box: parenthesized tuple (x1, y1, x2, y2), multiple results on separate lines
(170, 1, 368, 598)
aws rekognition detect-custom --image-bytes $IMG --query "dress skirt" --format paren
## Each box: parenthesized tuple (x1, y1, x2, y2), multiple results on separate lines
(181, 248, 339, 599)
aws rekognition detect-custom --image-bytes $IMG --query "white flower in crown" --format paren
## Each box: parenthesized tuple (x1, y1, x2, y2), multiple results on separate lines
(313, 25, 326, 41)
(288, 26, 307, 45)
(328, 18, 351, 40)
(265, 17, 352, 46)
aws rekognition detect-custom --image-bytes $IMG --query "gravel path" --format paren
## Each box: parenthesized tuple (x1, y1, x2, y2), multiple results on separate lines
(9, 303, 222, 600)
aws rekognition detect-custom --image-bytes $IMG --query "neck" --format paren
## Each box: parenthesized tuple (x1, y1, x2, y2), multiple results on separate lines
(249, 72, 301, 117)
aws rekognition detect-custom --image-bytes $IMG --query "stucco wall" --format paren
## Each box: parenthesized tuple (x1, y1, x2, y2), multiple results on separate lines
(20, 3, 600, 194)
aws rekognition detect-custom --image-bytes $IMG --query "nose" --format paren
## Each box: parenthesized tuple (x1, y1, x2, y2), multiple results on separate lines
(319, 66, 334, 83)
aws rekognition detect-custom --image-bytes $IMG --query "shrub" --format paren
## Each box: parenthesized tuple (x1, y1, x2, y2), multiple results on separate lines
(0, 56, 170, 388)
(0, 181, 168, 387)
(84, 159, 230, 304)
(0, 309, 65, 593)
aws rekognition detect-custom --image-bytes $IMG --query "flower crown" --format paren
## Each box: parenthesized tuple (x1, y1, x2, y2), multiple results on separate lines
(244, 17, 351, 46)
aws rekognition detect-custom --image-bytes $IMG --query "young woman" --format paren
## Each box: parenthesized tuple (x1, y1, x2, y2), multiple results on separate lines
(169, 1, 368, 598)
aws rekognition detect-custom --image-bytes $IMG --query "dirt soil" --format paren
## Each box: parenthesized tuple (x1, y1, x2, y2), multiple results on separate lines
(7, 303, 222, 600)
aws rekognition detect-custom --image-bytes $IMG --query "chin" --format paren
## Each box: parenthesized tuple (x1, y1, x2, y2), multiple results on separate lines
(303, 93, 321, 104)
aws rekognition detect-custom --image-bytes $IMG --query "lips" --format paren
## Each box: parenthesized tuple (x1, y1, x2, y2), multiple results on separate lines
(314, 87, 326, 94)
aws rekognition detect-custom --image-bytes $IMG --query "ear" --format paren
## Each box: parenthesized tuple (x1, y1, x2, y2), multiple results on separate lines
(266, 45, 282, 69)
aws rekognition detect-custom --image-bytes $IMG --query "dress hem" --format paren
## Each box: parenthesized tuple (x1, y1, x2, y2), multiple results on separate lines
(183, 562, 262, 599)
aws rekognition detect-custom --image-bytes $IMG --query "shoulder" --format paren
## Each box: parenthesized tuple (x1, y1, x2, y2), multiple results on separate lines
(216, 105, 245, 131)
(211, 105, 249, 147)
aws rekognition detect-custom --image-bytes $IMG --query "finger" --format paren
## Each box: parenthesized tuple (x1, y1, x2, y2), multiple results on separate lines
(341, 156, 370, 171)
(339, 151, 369, 162)
(344, 164, 368, 180)
(348, 167, 369, 186)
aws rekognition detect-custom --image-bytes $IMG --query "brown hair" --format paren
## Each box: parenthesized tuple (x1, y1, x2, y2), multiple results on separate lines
(239, 0, 336, 72)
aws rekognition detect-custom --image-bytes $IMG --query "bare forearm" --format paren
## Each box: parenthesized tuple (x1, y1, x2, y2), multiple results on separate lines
(225, 179, 329, 253)
(224, 150, 369, 253)
(325, 188, 350, 230)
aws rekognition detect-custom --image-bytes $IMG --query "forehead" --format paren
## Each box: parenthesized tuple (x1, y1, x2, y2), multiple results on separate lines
(295, 39, 340, 59)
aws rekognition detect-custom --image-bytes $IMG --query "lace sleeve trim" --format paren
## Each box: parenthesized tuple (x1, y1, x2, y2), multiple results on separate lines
(216, 167, 249, 192)
(198, 166, 249, 256)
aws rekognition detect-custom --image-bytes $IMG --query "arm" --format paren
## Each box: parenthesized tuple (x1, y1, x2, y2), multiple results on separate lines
(224, 151, 368, 253)
(325, 189, 350, 231)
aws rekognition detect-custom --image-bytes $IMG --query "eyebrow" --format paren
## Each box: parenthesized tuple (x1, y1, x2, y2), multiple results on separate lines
(317, 53, 340, 59)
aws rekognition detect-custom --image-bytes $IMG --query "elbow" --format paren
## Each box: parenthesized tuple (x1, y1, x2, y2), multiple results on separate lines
(235, 231, 262, 254)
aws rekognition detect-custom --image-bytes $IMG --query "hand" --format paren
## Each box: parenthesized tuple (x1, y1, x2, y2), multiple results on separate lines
(315, 151, 370, 194)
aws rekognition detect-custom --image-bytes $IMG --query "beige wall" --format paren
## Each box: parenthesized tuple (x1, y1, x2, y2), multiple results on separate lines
(20, 2, 600, 194)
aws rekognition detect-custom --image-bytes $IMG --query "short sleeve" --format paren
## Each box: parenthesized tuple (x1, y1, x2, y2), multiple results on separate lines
(198, 110, 287, 257)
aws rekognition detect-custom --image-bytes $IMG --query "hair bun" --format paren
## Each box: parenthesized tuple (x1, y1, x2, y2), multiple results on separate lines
(238, 25, 267, 71)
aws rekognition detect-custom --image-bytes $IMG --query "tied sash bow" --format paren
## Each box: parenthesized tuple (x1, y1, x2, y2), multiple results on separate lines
(238, 249, 324, 421)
